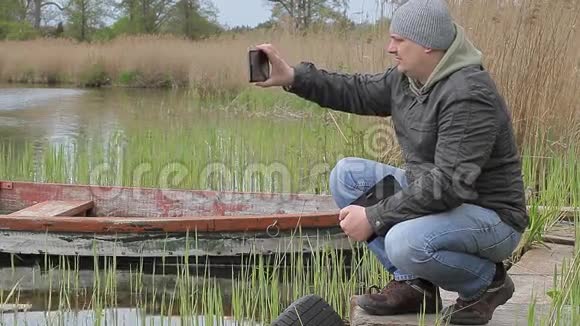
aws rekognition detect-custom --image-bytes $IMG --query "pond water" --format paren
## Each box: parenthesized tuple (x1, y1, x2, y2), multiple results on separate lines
(0, 85, 370, 325)
(1, 309, 246, 326)
(0, 264, 262, 325)
(0, 85, 372, 193)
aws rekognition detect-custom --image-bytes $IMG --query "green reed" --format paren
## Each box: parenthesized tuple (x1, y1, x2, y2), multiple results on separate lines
(0, 108, 364, 195)
(0, 226, 578, 325)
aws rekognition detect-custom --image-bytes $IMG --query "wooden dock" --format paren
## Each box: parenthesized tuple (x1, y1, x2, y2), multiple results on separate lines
(350, 222, 576, 326)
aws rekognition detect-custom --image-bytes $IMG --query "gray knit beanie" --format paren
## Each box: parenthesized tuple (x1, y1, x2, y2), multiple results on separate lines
(390, 0, 456, 50)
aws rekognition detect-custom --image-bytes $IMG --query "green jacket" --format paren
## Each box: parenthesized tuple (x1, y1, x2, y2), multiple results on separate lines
(285, 25, 529, 234)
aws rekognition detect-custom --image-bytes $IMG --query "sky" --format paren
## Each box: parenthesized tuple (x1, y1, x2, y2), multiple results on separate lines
(211, 0, 388, 28)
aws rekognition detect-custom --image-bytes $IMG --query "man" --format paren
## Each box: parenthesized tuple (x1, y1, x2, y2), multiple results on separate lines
(255, 0, 528, 324)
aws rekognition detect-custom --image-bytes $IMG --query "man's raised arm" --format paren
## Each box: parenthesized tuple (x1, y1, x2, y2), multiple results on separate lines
(254, 44, 395, 117)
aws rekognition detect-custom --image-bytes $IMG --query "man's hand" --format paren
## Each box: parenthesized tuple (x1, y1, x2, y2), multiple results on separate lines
(339, 205, 374, 242)
(254, 43, 295, 88)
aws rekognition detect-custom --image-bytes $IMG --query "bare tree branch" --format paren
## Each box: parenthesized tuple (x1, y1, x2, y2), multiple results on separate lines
(40, 1, 65, 11)
(268, 0, 293, 18)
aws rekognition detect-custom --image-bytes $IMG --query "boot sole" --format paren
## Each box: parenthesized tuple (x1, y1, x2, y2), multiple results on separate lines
(447, 276, 515, 325)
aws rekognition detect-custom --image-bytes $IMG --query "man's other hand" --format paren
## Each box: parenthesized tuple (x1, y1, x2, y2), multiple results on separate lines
(339, 205, 374, 242)
(254, 43, 295, 88)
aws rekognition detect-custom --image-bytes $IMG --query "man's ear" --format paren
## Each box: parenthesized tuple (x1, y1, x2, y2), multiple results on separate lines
(424, 48, 433, 53)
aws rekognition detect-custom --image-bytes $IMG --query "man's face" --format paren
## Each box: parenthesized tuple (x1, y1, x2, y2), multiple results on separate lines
(387, 34, 429, 78)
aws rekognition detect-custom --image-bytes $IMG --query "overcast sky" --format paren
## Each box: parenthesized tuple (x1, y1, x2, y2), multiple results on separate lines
(212, 0, 389, 28)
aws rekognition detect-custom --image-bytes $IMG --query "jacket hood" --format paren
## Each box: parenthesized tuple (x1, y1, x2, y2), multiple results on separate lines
(409, 24, 483, 95)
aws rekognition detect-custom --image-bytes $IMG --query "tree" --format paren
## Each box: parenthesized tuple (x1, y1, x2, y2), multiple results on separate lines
(0, 0, 38, 40)
(55, 21, 64, 36)
(166, 0, 221, 39)
(65, 0, 106, 41)
(377, 0, 406, 20)
(118, 0, 176, 34)
(0, 1, 28, 22)
(267, 0, 350, 31)
(31, 0, 66, 29)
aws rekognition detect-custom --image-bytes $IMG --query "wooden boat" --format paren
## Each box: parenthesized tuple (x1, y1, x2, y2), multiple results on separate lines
(0, 181, 348, 258)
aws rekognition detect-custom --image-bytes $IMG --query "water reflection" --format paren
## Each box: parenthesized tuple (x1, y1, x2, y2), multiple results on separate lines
(0, 265, 257, 325)
(0, 85, 361, 193)
(1, 309, 249, 326)
(0, 88, 86, 112)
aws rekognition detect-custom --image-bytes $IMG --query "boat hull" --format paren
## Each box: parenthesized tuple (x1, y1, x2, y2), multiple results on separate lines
(0, 228, 350, 257)
(0, 181, 346, 257)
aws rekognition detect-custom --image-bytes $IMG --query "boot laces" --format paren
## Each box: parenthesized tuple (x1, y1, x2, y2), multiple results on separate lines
(366, 279, 403, 295)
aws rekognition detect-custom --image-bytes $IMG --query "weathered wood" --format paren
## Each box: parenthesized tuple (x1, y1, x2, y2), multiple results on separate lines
(0, 212, 339, 233)
(542, 222, 576, 245)
(0, 266, 236, 292)
(0, 180, 343, 257)
(0, 182, 12, 190)
(534, 206, 579, 221)
(542, 235, 574, 246)
(507, 243, 576, 305)
(0, 229, 350, 257)
(349, 298, 554, 326)
(0, 304, 32, 312)
(510, 243, 575, 277)
(0, 180, 338, 217)
(350, 243, 576, 325)
(7, 200, 93, 217)
(1, 181, 577, 219)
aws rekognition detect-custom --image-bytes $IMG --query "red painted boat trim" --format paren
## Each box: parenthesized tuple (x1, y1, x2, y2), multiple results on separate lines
(0, 180, 337, 218)
(0, 212, 340, 234)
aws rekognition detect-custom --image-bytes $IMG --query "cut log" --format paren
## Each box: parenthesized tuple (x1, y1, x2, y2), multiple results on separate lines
(7, 200, 94, 217)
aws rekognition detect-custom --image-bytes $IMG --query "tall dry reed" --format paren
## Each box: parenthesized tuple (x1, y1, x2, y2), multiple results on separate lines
(449, 0, 579, 148)
(0, 0, 578, 146)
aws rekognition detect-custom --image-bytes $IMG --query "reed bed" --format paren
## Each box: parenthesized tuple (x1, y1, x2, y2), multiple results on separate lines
(0, 114, 366, 194)
(0, 0, 577, 143)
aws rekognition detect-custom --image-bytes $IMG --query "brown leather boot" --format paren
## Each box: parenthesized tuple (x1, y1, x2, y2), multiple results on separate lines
(356, 278, 442, 315)
(442, 263, 515, 325)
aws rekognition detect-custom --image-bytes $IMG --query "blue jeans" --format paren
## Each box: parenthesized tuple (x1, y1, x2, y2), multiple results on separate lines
(329, 157, 522, 300)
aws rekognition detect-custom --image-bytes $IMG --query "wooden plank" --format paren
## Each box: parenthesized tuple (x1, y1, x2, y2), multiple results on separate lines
(0, 211, 340, 233)
(542, 235, 574, 246)
(349, 299, 554, 326)
(542, 222, 575, 245)
(0, 304, 32, 312)
(534, 206, 579, 221)
(0, 180, 338, 217)
(7, 200, 94, 217)
(0, 266, 230, 291)
(496, 244, 573, 305)
(509, 243, 574, 277)
(2, 181, 577, 219)
(350, 243, 576, 325)
(0, 229, 350, 257)
(0, 182, 12, 189)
